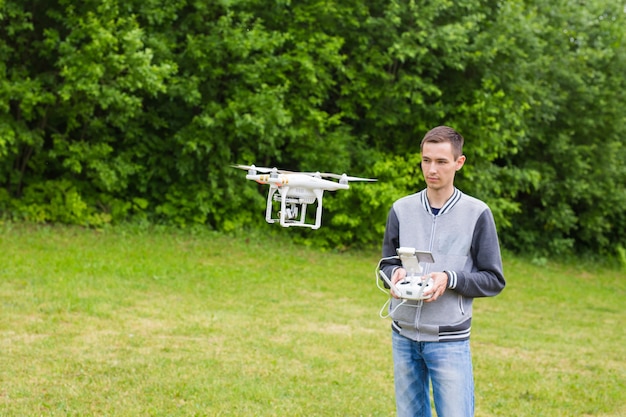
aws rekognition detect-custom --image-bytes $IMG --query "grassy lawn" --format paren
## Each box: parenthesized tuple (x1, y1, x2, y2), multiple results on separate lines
(0, 223, 624, 416)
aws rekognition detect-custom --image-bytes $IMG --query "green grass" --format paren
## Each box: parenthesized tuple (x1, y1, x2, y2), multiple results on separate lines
(0, 223, 624, 416)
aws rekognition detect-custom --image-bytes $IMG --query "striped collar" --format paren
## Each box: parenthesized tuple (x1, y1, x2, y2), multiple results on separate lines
(419, 188, 462, 216)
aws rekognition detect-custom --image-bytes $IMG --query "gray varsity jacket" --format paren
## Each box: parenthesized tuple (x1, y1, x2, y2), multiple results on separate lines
(380, 188, 505, 342)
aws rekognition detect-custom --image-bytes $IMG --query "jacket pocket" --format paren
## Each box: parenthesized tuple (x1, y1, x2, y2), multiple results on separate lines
(389, 299, 419, 326)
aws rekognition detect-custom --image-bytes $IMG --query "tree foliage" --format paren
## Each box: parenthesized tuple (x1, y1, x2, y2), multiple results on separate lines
(0, 0, 624, 257)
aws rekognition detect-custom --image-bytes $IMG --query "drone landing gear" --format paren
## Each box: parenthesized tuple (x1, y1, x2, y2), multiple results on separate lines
(265, 186, 324, 229)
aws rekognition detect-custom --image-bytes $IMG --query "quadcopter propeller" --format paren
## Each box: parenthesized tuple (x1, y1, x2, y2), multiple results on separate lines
(318, 173, 377, 182)
(298, 171, 377, 185)
(233, 165, 376, 183)
(231, 164, 295, 175)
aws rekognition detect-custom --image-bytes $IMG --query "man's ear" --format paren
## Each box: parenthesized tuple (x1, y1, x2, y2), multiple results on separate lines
(456, 155, 466, 171)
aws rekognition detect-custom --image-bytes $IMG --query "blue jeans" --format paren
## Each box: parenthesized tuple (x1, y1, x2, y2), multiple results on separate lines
(392, 331, 474, 417)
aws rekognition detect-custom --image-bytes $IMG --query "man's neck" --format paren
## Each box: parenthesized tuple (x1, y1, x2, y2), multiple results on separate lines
(426, 187, 455, 208)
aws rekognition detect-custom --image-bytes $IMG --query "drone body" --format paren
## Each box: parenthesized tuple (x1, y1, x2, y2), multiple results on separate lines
(233, 164, 376, 229)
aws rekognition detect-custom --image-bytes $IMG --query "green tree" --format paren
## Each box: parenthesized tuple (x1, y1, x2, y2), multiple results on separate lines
(0, 0, 176, 224)
(0, 0, 624, 257)
(494, 0, 626, 256)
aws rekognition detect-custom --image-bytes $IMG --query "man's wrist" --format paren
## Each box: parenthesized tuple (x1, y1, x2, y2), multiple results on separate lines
(443, 270, 457, 289)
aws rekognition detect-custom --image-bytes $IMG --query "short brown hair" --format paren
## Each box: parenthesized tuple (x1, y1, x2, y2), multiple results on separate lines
(420, 126, 464, 159)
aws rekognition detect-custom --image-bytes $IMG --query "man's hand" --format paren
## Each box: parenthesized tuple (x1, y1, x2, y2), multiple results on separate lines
(423, 271, 449, 302)
(390, 268, 407, 299)
(391, 269, 449, 301)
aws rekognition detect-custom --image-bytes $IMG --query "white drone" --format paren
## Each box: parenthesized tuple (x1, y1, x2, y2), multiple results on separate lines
(232, 164, 376, 229)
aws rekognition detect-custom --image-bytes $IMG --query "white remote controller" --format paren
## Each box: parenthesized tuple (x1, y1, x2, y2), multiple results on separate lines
(378, 248, 435, 300)
(378, 269, 434, 300)
(395, 275, 434, 300)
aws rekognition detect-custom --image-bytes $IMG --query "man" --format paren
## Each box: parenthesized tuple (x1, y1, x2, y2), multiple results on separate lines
(380, 126, 506, 417)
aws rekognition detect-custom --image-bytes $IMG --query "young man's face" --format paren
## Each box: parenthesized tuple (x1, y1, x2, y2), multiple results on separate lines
(421, 142, 466, 193)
